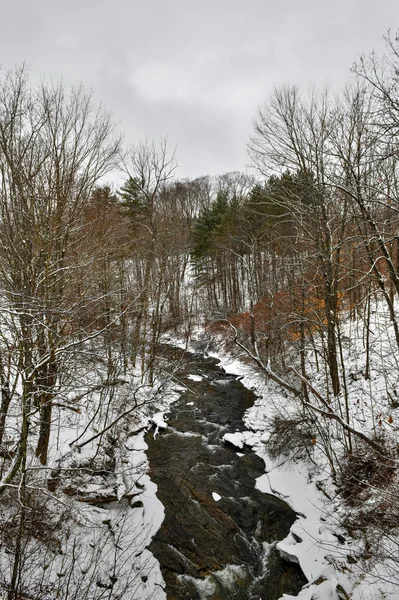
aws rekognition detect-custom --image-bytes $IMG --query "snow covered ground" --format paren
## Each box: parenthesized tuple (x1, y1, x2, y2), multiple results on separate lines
(3, 299, 399, 600)
(40, 299, 399, 600)
(199, 301, 399, 600)
(0, 358, 184, 599)
(53, 379, 184, 600)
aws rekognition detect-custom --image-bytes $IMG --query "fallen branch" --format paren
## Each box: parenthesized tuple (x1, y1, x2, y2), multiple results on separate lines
(63, 489, 141, 505)
(289, 367, 383, 453)
(70, 401, 140, 449)
(229, 322, 301, 397)
(51, 403, 81, 414)
(66, 379, 128, 405)
(70, 383, 155, 449)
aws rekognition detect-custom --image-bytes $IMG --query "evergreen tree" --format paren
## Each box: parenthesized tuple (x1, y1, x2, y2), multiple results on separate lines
(118, 177, 149, 223)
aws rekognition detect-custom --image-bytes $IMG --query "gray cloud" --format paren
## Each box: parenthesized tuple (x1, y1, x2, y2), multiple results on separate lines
(0, 0, 397, 179)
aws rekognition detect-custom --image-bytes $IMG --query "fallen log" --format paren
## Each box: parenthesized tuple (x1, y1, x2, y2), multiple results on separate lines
(63, 489, 141, 505)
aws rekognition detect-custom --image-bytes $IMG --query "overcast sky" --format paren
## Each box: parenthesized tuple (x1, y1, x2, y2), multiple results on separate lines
(0, 0, 397, 181)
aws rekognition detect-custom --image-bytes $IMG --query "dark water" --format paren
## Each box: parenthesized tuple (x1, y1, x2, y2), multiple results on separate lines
(146, 349, 307, 599)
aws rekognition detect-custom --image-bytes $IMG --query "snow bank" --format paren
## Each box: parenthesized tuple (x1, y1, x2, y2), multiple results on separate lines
(205, 346, 368, 600)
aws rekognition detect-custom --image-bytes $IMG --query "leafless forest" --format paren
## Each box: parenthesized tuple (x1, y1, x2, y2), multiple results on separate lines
(1, 33, 399, 599)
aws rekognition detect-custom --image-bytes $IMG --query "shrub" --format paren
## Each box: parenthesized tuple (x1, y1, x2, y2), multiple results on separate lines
(267, 415, 315, 461)
(337, 438, 397, 507)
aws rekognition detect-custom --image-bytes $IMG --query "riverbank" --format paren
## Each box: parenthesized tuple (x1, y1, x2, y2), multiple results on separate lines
(198, 341, 399, 600)
(209, 350, 350, 600)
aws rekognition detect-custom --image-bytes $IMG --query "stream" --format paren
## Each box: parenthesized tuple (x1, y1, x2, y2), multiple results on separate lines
(146, 349, 307, 599)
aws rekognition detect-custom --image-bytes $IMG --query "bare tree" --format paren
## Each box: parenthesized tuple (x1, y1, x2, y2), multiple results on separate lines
(0, 65, 121, 483)
(120, 140, 178, 382)
(249, 85, 346, 398)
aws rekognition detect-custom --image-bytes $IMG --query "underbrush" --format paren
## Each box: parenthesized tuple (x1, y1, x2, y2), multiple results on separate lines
(0, 487, 70, 599)
(337, 438, 397, 506)
(267, 415, 316, 462)
(337, 438, 399, 542)
(0, 487, 68, 554)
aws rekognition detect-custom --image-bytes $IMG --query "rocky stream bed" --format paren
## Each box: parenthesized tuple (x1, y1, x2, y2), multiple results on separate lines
(145, 349, 307, 600)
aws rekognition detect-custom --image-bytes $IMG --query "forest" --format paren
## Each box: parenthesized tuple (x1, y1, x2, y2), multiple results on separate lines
(1, 32, 399, 600)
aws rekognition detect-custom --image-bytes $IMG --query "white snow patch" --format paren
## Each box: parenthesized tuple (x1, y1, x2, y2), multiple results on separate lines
(187, 374, 203, 382)
(223, 432, 245, 448)
(151, 411, 168, 438)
